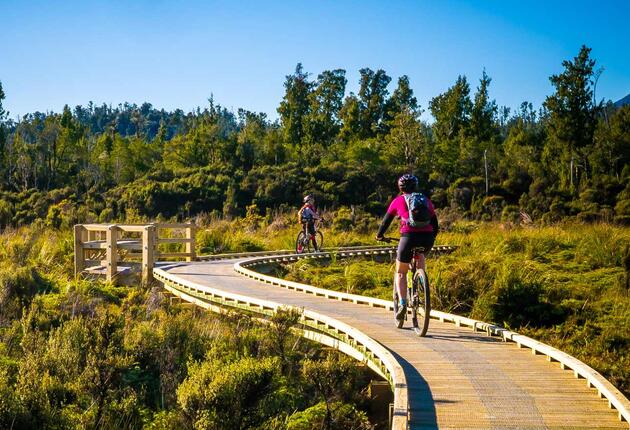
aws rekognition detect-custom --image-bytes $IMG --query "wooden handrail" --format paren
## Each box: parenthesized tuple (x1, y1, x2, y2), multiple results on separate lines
(74, 222, 197, 283)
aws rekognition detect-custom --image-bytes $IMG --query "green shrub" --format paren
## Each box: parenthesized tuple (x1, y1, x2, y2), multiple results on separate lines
(501, 205, 520, 224)
(177, 357, 279, 429)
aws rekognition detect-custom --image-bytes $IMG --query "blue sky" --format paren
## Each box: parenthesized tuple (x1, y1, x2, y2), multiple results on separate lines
(1, 0, 629, 121)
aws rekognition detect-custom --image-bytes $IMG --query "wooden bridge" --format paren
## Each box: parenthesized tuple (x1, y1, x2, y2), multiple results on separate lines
(75, 224, 630, 429)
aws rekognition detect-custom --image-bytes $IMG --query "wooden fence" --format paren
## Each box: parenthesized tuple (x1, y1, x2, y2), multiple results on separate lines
(74, 223, 196, 284)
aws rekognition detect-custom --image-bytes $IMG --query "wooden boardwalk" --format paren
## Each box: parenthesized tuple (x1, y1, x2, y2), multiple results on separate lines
(157, 255, 628, 430)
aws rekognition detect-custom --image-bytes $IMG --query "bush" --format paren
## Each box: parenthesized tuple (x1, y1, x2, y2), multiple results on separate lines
(0, 267, 47, 322)
(286, 402, 372, 430)
(501, 205, 521, 224)
(177, 357, 279, 429)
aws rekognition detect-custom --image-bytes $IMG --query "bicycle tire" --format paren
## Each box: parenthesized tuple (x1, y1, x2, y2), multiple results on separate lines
(413, 269, 431, 336)
(393, 290, 404, 329)
(295, 231, 310, 254)
(315, 231, 324, 251)
(409, 269, 418, 330)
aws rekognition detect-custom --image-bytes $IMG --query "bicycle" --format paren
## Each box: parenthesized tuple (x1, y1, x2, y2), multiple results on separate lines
(295, 219, 324, 254)
(382, 237, 431, 336)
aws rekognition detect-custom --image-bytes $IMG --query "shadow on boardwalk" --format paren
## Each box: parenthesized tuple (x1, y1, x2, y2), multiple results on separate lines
(389, 349, 439, 430)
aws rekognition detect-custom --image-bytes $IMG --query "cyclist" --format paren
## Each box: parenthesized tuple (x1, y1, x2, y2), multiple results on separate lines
(298, 194, 322, 251)
(375, 174, 439, 322)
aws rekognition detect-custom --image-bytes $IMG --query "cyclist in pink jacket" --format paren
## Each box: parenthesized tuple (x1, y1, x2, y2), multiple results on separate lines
(376, 174, 439, 321)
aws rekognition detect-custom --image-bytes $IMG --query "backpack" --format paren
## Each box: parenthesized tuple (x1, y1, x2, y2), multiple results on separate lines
(403, 193, 431, 227)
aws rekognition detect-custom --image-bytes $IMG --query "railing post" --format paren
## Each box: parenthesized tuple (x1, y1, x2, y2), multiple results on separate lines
(186, 224, 196, 262)
(143, 224, 156, 285)
(74, 224, 85, 277)
(106, 225, 118, 282)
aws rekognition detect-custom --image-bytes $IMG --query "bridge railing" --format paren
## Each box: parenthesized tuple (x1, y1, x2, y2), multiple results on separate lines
(74, 222, 196, 284)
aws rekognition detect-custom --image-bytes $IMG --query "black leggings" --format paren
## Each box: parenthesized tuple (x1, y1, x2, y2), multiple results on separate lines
(397, 233, 435, 263)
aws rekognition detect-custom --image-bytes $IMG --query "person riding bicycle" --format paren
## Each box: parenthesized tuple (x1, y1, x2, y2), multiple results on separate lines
(298, 194, 321, 251)
(375, 174, 439, 321)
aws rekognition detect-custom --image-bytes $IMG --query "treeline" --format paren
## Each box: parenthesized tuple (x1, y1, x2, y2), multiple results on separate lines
(0, 45, 629, 228)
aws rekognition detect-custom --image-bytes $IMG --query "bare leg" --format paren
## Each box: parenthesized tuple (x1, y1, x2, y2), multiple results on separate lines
(395, 260, 410, 301)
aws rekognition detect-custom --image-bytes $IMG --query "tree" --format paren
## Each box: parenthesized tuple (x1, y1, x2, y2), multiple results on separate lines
(384, 107, 427, 173)
(338, 94, 361, 142)
(461, 70, 499, 177)
(384, 75, 418, 127)
(542, 45, 597, 192)
(429, 75, 472, 181)
(591, 105, 630, 180)
(304, 69, 347, 150)
(278, 64, 313, 148)
(357, 68, 391, 138)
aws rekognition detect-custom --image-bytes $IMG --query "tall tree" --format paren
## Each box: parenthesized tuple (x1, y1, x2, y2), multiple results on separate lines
(357, 68, 391, 138)
(429, 75, 472, 181)
(385, 75, 419, 125)
(542, 45, 597, 191)
(460, 70, 499, 176)
(304, 69, 347, 149)
(277, 64, 313, 147)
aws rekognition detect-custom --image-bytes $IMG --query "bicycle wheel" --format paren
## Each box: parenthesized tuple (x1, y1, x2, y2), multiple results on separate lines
(314, 231, 324, 251)
(295, 231, 311, 254)
(412, 269, 431, 336)
(408, 269, 418, 330)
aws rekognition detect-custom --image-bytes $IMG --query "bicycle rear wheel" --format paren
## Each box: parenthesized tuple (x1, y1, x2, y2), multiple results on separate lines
(412, 269, 431, 336)
(295, 231, 311, 254)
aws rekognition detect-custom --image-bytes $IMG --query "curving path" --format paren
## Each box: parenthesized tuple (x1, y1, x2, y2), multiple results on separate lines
(155, 248, 629, 429)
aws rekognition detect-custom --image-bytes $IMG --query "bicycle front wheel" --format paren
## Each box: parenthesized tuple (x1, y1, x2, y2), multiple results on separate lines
(412, 269, 431, 336)
(315, 231, 324, 251)
(295, 231, 310, 254)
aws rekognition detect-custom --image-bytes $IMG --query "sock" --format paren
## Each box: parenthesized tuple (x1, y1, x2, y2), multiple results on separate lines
(400, 298, 407, 306)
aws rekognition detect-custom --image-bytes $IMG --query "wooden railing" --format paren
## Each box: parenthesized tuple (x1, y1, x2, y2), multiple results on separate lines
(74, 223, 196, 284)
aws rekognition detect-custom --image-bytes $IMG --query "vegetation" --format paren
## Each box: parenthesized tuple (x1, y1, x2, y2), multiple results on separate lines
(0, 46, 628, 229)
(0, 225, 379, 429)
(274, 222, 630, 398)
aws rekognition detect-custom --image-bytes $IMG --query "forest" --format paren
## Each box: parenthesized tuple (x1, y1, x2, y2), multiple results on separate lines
(0, 45, 628, 228)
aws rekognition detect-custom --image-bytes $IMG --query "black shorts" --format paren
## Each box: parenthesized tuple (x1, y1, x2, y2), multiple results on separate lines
(397, 232, 435, 263)
(301, 220, 315, 235)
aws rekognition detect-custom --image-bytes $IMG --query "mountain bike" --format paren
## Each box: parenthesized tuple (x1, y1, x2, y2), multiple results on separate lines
(383, 237, 431, 336)
(295, 219, 324, 254)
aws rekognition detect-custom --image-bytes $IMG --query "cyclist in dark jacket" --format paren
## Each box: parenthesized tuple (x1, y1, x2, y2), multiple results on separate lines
(298, 194, 321, 250)
(376, 174, 439, 320)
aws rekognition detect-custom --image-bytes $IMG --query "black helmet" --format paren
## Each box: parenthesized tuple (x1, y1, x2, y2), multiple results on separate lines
(303, 194, 314, 203)
(397, 174, 418, 193)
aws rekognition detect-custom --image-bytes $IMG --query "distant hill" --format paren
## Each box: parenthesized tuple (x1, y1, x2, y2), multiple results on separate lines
(614, 93, 630, 107)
